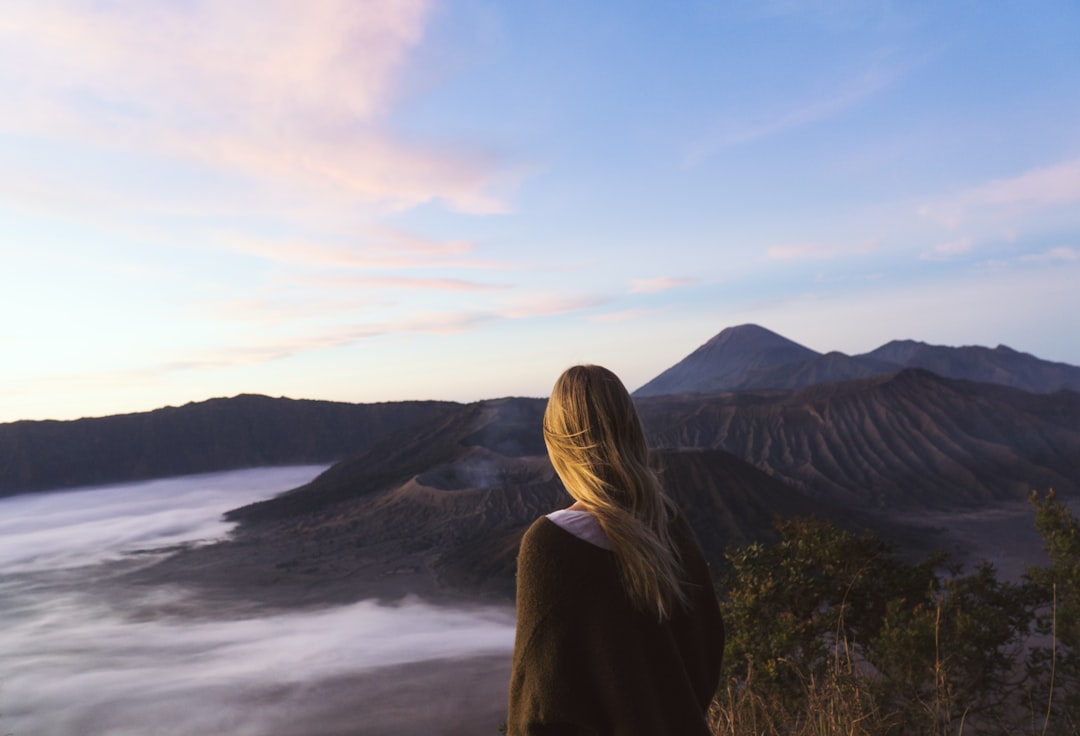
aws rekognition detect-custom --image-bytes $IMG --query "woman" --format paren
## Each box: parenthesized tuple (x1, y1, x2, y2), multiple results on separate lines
(507, 365, 724, 735)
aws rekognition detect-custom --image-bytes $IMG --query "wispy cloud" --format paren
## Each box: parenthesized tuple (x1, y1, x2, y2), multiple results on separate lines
(628, 277, 696, 294)
(918, 157, 1080, 228)
(502, 293, 608, 319)
(686, 66, 894, 163)
(15, 291, 610, 390)
(919, 236, 974, 261)
(7, 312, 495, 393)
(184, 312, 502, 367)
(213, 231, 508, 271)
(767, 240, 878, 261)
(589, 307, 665, 323)
(1019, 246, 1079, 264)
(287, 275, 509, 292)
(202, 295, 380, 326)
(0, 1, 507, 214)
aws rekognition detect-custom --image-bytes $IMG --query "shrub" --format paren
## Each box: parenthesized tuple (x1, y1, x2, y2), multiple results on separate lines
(714, 498, 1080, 735)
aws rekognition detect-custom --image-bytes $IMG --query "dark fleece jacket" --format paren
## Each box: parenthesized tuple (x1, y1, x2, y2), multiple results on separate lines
(507, 514, 725, 735)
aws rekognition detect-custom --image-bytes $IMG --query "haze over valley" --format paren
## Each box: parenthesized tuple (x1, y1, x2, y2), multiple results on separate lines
(0, 468, 515, 736)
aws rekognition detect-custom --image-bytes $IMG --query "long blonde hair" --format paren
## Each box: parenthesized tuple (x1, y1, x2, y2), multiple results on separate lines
(543, 364, 688, 619)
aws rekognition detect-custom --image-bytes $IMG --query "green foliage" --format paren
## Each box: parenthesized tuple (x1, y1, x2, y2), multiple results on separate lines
(1026, 491, 1080, 734)
(722, 518, 938, 694)
(871, 562, 1036, 733)
(716, 503, 1079, 735)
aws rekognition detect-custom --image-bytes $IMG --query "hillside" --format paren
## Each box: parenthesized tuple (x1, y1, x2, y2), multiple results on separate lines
(863, 340, 1080, 393)
(639, 369, 1080, 508)
(141, 398, 851, 600)
(164, 369, 1080, 601)
(0, 395, 458, 497)
(635, 324, 819, 396)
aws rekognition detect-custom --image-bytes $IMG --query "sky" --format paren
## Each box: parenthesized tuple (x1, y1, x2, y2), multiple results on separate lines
(2, 0, 1079, 423)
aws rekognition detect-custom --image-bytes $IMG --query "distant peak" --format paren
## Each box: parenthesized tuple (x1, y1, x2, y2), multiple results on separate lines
(701, 324, 815, 355)
(712, 323, 777, 339)
(879, 339, 926, 348)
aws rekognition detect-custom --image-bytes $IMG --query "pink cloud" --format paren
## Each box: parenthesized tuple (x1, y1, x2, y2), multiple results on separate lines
(214, 231, 511, 271)
(588, 308, 665, 323)
(1019, 247, 1079, 264)
(288, 275, 509, 292)
(918, 157, 1080, 228)
(22, 310, 502, 385)
(203, 296, 379, 326)
(0, 1, 509, 214)
(502, 293, 608, 319)
(766, 241, 877, 261)
(628, 277, 695, 294)
(919, 236, 974, 261)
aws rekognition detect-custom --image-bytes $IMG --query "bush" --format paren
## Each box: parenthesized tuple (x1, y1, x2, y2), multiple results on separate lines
(1026, 491, 1080, 734)
(714, 496, 1079, 735)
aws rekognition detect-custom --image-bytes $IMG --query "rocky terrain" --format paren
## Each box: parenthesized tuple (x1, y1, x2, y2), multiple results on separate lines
(639, 368, 1080, 508)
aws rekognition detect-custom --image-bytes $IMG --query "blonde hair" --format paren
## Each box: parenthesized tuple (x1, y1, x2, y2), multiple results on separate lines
(543, 365, 688, 619)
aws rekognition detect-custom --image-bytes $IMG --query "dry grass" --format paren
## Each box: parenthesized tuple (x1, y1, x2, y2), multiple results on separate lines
(709, 654, 886, 736)
(708, 597, 1045, 736)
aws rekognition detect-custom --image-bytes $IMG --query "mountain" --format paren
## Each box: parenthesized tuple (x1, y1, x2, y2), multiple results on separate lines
(140, 398, 854, 601)
(638, 369, 1080, 508)
(634, 324, 819, 396)
(10, 325, 1075, 500)
(146, 369, 1080, 603)
(862, 340, 1080, 393)
(0, 394, 457, 497)
(633, 325, 1080, 396)
(7, 325, 1080, 603)
(750, 350, 899, 389)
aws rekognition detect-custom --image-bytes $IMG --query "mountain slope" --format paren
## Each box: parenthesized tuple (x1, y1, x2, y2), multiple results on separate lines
(638, 369, 1080, 508)
(156, 398, 846, 600)
(0, 395, 458, 497)
(122, 372, 1080, 602)
(634, 324, 819, 396)
(751, 351, 899, 389)
(862, 340, 1080, 393)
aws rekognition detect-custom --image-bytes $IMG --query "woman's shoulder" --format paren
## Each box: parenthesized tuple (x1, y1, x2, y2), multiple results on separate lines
(518, 515, 615, 581)
(517, 516, 565, 570)
(520, 515, 587, 562)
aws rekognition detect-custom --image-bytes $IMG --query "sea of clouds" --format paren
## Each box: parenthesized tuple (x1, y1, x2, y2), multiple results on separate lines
(0, 467, 516, 735)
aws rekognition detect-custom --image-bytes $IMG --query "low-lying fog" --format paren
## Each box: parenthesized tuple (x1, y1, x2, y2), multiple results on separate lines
(0, 468, 515, 736)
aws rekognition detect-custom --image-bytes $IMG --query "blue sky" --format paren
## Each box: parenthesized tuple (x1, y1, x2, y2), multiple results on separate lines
(2, 0, 1078, 423)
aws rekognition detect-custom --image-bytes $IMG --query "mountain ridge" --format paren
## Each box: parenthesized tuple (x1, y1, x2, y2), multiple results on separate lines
(633, 324, 1080, 396)
(133, 367, 1080, 602)
(4, 324, 1078, 499)
(0, 394, 459, 497)
(634, 324, 819, 396)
